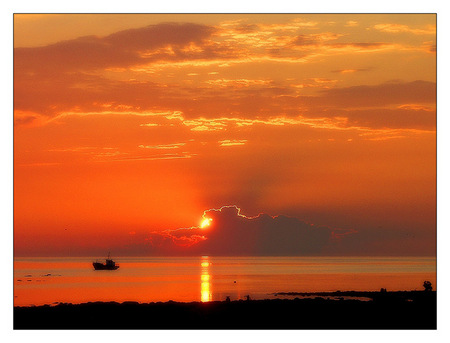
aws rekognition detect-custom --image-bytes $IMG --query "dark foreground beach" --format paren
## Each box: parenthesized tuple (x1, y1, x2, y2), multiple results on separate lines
(14, 291, 436, 330)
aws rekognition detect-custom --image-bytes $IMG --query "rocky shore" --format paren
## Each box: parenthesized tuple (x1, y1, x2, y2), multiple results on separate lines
(14, 291, 436, 330)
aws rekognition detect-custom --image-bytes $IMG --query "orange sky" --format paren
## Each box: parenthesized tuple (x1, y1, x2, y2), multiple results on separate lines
(13, 14, 436, 256)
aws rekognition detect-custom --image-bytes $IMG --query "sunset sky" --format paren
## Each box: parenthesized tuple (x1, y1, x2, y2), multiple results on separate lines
(13, 14, 436, 256)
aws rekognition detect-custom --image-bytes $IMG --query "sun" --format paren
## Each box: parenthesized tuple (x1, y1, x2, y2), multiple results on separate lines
(200, 218, 212, 229)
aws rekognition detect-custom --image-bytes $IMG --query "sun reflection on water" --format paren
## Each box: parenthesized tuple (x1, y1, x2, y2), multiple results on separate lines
(201, 256, 211, 302)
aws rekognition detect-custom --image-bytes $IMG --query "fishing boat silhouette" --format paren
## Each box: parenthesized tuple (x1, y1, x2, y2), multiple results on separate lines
(93, 253, 119, 270)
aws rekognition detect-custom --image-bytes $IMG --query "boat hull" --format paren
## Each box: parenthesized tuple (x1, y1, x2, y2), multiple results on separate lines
(93, 262, 119, 270)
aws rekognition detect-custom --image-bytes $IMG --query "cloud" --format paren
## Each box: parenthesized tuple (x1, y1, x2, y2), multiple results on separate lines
(96, 153, 194, 162)
(218, 139, 248, 147)
(325, 225, 436, 256)
(139, 205, 435, 256)
(321, 42, 395, 55)
(145, 205, 353, 255)
(290, 78, 338, 89)
(292, 32, 343, 46)
(177, 80, 435, 128)
(345, 21, 359, 27)
(13, 16, 436, 135)
(331, 68, 369, 74)
(317, 80, 436, 108)
(291, 33, 392, 52)
(338, 107, 436, 130)
(13, 110, 50, 127)
(372, 23, 436, 35)
(204, 79, 272, 88)
(14, 23, 216, 74)
(139, 143, 186, 149)
(15, 74, 436, 135)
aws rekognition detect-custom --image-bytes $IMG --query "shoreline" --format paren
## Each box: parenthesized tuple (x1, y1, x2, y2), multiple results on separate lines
(14, 291, 436, 330)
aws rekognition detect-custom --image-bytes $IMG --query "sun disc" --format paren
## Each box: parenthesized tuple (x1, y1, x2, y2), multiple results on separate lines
(200, 218, 212, 228)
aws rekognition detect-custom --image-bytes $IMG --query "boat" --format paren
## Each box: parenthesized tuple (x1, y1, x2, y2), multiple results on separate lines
(93, 253, 119, 270)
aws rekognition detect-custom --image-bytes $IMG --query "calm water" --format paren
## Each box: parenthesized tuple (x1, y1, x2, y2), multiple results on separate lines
(14, 256, 436, 306)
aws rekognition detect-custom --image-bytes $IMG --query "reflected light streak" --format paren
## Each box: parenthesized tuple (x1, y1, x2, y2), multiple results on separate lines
(201, 256, 212, 302)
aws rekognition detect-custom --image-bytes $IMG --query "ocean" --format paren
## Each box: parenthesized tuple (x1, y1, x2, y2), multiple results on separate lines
(13, 256, 436, 306)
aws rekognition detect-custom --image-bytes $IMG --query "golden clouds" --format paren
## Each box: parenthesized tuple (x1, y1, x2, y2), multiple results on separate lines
(14, 16, 436, 127)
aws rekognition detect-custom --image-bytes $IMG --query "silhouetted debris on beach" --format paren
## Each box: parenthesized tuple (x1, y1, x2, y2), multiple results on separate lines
(14, 291, 436, 330)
